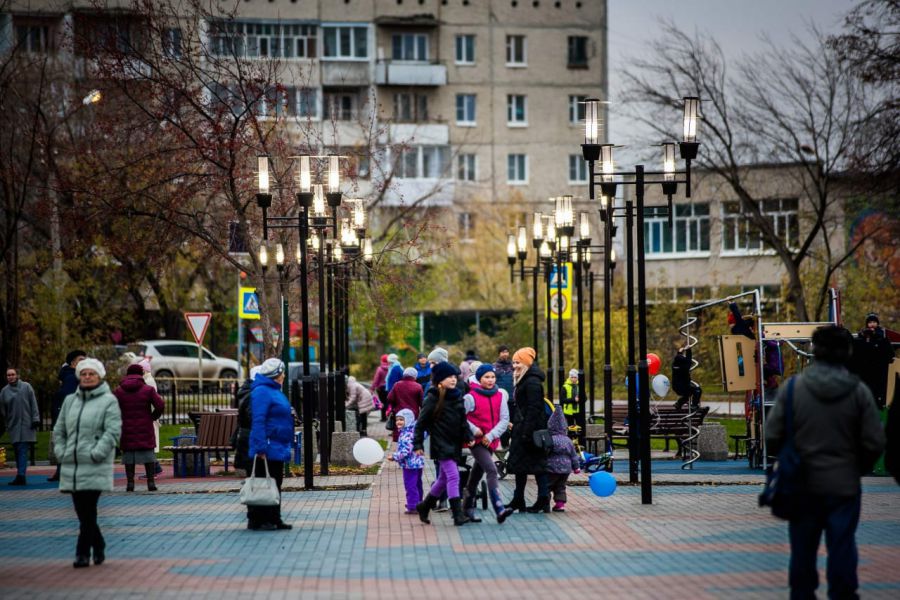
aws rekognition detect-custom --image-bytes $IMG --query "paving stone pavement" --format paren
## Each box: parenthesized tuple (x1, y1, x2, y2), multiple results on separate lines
(1, 427, 899, 598)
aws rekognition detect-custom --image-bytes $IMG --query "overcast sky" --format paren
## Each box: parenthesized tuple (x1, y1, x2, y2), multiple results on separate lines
(607, 0, 855, 152)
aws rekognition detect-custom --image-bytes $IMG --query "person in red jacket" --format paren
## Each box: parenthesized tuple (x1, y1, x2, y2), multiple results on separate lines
(386, 367, 424, 442)
(113, 364, 165, 491)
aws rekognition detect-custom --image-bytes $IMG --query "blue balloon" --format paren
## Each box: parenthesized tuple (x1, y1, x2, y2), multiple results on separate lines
(589, 471, 617, 497)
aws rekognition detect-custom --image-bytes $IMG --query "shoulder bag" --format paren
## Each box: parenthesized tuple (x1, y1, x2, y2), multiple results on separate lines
(759, 377, 801, 520)
(240, 459, 281, 506)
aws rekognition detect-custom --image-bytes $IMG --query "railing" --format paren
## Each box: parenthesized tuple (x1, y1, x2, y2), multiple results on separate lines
(156, 378, 240, 424)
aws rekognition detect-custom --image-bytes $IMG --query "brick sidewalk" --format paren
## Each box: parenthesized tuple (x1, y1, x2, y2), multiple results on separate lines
(2, 450, 899, 598)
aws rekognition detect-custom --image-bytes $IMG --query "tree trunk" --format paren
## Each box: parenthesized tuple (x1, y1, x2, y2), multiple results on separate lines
(784, 261, 809, 322)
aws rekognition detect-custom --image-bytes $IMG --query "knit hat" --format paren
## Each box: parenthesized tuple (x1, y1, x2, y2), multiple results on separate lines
(866, 312, 880, 325)
(417, 353, 427, 359)
(568, 368, 579, 379)
(475, 363, 495, 381)
(75, 358, 106, 379)
(387, 353, 399, 364)
(259, 358, 286, 378)
(431, 361, 460, 384)
(126, 364, 144, 376)
(403, 367, 418, 379)
(465, 349, 478, 361)
(427, 347, 449, 363)
(66, 349, 86, 365)
(380, 354, 388, 365)
(249, 365, 262, 380)
(512, 347, 536, 367)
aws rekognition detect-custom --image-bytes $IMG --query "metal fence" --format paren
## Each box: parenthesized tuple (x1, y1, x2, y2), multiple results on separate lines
(157, 378, 240, 424)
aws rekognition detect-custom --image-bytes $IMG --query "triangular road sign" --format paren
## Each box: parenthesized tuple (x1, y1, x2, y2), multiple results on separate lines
(184, 312, 212, 345)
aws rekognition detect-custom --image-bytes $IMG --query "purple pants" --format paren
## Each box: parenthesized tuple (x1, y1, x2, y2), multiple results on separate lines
(402, 468, 424, 511)
(429, 458, 460, 499)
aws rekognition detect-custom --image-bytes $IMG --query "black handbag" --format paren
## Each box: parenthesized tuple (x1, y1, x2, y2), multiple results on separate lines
(759, 377, 801, 520)
(532, 429, 553, 454)
(385, 413, 396, 431)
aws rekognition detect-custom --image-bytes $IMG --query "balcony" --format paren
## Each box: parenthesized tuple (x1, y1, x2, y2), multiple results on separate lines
(381, 178, 455, 207)
(381, 123, 449, 145)
(321, 61, 371, 87)
(375, 60, 447, 86)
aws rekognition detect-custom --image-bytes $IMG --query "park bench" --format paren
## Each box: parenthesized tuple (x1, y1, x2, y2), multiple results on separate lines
(164, 412, 238, 477)
(593, 401, 709, 455)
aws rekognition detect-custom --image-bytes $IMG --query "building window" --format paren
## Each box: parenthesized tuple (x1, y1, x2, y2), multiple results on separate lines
(162, 27, 182, 59)
(455, 34, 475, 64)
(457, 154, 477, 181)
(722, 198, 799, 253)
(568, 155, 587, 184)
(15, 19, 56, 53)
(507, 154, 527, 184)
(396, 146, 450, 179)
(392, 33, 428, 61)
(322, 25, 368, 59)
(456, 93, 476, 125)
(288, 87, 318, 118)
(323, 92, 357, 121)
(567, 36, 588, 67)
(507, 95, 527, 126)
(458, 212, 475, 240)
(569, 95, 587, 124)
(644, 203, 710, 255)
(208, 21, 317, 59)
(506, 35, 526, 66)
(393, 93, 429, 122)
(76, 15, 144, 56)
(507, 212, 528, 230)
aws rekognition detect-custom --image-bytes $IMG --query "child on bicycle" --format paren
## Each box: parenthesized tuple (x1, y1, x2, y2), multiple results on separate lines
(546, 405, 581, 512)
(387, 408, 424, 514)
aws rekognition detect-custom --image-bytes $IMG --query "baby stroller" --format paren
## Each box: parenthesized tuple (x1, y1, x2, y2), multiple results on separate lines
(458, 449, 489, 509)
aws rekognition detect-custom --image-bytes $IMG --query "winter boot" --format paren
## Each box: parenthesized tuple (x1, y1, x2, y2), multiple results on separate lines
(526, 496, 551, 513)
(448, 497, 469, 526)
(462, 490, 482, 523)
(7, 475, 26, 486)
(490, 489, 514, 524)
(124, 464, 135, 492)
(416, 494, 439, 524)
(505, 496, 527, 512)
(552, 501, 566, 512)
(144, 463, 157, 492)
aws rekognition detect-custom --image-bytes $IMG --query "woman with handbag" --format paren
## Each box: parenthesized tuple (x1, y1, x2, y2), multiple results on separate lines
(248, 358, 293, 531)
(505, 347, 551, 514)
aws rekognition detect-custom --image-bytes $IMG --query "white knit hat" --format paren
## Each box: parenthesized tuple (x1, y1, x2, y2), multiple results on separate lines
(403, 367, 418, 378)
(258, 358, 286, 378)
(75, 358, 106, 379)
(569, 368, 579, 379)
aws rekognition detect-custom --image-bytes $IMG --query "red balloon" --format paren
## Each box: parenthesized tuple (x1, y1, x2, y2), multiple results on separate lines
(647, 353, 661, 376)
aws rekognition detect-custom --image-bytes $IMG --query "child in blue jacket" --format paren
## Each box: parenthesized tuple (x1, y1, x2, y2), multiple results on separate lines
(387, 408, 425, 513)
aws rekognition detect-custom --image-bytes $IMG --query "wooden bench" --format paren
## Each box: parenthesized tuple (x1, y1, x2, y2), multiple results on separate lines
(164, 413, 238, 477)
(595, 402, 710, 454)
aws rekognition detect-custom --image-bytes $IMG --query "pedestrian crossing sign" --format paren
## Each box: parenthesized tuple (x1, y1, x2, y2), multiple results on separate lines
(549, 263, 572, 320)
(239, 287, 260, 320)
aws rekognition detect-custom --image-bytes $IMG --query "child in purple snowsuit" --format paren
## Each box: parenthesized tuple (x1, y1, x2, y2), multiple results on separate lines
(387, 408, 425, 513)
(546, 406, 581, 512)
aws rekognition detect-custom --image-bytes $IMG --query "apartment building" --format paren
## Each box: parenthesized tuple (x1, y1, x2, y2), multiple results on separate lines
(2, 0, 607, 244)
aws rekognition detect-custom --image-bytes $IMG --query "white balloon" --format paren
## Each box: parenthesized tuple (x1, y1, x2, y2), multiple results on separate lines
(651, 374, 671, 398)
(352, 437, 385, 466)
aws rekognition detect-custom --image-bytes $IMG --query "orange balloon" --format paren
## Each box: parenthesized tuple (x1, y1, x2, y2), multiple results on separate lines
(647, 353, 661, 376)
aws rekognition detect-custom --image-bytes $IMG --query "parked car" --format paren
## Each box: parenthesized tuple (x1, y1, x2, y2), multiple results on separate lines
(287, 361, 321, 382)
(127, 340, 240, 381)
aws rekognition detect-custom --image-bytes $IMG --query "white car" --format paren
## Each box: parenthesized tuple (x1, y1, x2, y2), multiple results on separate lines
(128, 340, 239, 381)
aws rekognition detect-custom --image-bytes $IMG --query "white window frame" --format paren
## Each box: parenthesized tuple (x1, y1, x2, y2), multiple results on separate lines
(162, 27, 182, 59)
(456, 93, 476, 126)
(322, 24, 369, 60)
(720, 198, 799, 257)
(568, 155, 587, 185)
(391, 32, 429, 61)
(644, 203, 711, 259)
(506, 94, 527, 127)
(506, 35, 526, 67)
(507, 154, 528, 185)
(393, 92, 428, 123)
(395, 145, 450, 180)
(458, 212, 475, 241)
(455, 34, 475, 65)
(568, 95, 587, 125)
(457, 153, 477, 182)
(323, 91, 358, 121)
(208, 20, 318, 59)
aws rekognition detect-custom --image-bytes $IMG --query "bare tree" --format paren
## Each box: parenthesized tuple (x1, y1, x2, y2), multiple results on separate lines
(622, 22, 889, 321)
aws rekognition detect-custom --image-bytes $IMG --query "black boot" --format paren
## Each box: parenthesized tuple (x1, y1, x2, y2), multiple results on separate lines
(416, 494, 439, 524)
(462, 490, 482, 523)
(7, 475, 26, 486)
(449, 497, 469, 526)
(125, 464, 135, 492)
(505, 497, 527, 512)
(526, 496, 551, 513)
(144, 463, 157, 492)
(490, 489, 514, 524)
(93, 542, 105, 566)
(73, 555, 90, 568)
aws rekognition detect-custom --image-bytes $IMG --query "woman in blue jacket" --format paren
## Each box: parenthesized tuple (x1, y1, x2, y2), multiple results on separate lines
(249, 358, 293, 531)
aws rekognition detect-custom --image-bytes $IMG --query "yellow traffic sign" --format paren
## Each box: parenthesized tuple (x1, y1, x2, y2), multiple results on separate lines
(239, 287, 260, 320)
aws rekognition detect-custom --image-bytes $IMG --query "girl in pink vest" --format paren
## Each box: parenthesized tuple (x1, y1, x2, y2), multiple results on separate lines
(462, 364, 514, 524)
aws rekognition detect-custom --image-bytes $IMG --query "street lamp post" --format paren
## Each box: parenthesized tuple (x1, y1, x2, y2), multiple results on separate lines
(581, 97, 701, 505)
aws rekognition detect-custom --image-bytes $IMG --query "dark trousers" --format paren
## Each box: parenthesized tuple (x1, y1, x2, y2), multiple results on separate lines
(788, 493, 861, 600)
(13, 442, 29, 476)
(357, 411, 369, 437)
(512, 472, 549, 502)
(247, 456, 285, 527)
(547, 473, 570, 503)
(71, 491, 103, 557)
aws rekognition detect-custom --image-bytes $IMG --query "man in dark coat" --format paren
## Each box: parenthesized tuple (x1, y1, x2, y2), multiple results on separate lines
(767, 325, 885, 599)
(505, 347, 550, 513)
(493, 345, 516, 447)
(48, 350, 85, 482)
(850, 313, 895, 408)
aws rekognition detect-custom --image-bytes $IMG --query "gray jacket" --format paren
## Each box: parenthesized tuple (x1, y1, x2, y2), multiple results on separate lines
(0, 381, 40, 444)
(54, 383, 122, 492)
(766, 363, 886, 497)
